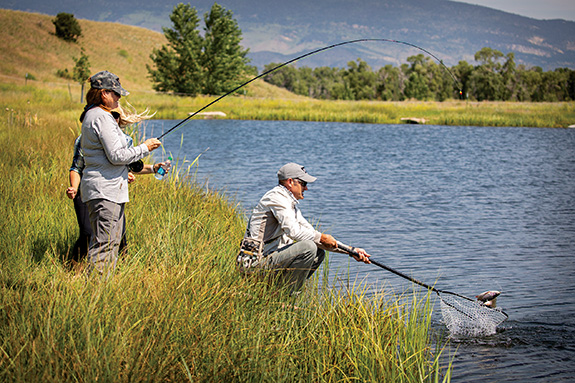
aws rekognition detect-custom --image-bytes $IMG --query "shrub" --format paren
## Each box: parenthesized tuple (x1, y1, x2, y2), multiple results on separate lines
(52, 12, 82, 42)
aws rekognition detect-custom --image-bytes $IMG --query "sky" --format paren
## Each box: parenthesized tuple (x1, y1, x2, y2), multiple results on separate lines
(455, 0, 575, 21)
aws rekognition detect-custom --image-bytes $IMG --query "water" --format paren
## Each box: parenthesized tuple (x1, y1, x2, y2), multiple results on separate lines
(148, 119, 575, 382)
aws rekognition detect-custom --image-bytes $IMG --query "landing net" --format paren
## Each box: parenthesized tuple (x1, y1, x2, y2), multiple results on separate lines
(439, 293, 508, 337)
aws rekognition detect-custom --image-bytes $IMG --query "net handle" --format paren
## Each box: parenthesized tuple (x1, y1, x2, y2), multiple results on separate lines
(338, 243, 509, 321)
(337, 242, 474, 301)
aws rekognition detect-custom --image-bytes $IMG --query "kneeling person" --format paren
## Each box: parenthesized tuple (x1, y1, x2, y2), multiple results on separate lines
(238, 162, 370, 293)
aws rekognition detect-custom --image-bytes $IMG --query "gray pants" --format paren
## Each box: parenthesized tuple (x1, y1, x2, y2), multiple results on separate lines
(264, 240, 325, 293)
(85, 199, 125, 277)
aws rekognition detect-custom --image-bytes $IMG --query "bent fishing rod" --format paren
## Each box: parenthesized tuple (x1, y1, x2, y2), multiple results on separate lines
(157, 38, 463, 140)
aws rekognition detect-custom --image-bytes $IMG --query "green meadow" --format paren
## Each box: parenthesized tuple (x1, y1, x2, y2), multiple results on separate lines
(144, 94, 575, 128)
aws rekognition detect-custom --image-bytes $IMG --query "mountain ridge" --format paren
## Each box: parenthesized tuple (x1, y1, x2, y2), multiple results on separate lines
(1, 0, 574, 71)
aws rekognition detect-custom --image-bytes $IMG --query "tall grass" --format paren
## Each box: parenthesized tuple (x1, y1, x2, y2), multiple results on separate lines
(213, 98, 574, 127)
(0, 84, 452, 381)
(121, 91, 574, 128)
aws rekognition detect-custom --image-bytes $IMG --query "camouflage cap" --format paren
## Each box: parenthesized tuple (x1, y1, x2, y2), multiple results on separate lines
(89, 70, 129, 96)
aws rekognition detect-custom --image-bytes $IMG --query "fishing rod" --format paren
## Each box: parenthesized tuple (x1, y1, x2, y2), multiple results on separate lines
(157, 38, 463, 140)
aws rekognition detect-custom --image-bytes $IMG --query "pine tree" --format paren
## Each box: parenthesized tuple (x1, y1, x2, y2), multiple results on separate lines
(147, 3, 250, 96)
(202, 3, 250, 95)
(147, 3, 204, 95)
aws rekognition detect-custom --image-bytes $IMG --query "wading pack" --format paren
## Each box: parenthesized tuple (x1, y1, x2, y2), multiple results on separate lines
(236, 237, 264, 273)
(236, 213, 277, 274)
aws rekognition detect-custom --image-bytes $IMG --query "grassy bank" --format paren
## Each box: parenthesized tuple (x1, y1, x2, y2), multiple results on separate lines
(158, 96, 574, 128)
(0, 85, 452, 381)
(10, 80, 572, 128)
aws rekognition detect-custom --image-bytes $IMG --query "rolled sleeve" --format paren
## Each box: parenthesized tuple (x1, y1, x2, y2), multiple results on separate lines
(69, 136, 85, 176)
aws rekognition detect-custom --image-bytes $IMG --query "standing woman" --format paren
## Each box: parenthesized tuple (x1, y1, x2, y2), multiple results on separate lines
(80, 70, 161, 276)
(66, 108, 164, 263)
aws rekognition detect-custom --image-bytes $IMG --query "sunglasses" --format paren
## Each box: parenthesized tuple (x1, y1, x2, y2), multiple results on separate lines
(295, 179, 307, 187)
(106, 89, 121, 98)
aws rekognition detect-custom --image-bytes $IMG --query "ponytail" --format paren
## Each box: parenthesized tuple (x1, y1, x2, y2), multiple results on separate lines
(79, 88, 105, 122)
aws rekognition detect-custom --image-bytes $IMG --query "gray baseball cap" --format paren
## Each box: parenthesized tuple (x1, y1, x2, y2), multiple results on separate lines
(89, 70, 129, 96)
(277, 163, 317, 183)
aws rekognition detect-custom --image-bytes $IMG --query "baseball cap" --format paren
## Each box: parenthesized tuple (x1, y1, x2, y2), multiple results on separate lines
(89, 70, 129, 96)
(277, 163, 317, 183)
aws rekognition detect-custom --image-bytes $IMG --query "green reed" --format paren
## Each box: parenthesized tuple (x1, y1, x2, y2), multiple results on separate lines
(0, 84, 452, 382)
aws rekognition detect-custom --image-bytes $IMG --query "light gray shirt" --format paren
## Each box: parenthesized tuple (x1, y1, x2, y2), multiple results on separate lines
(246, 185, 322, 255)
(80, 107, 149, 204)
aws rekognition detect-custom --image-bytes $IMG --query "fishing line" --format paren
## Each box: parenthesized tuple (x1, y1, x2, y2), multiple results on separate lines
(157, 38, 463, 140)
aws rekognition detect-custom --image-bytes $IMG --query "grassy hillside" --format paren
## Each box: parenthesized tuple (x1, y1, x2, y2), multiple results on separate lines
(0, 8, 300, 98)
(0, 9, 164, 90)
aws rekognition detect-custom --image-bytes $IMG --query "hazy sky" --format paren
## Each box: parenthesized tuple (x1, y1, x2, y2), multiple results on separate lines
(455, 0, 575, 21)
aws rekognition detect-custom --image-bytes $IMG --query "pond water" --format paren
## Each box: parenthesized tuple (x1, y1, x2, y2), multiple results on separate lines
(148, 118, 575, 382)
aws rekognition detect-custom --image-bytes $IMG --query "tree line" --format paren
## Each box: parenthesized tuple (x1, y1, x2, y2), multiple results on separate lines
(150, 2, 574, 102)
(53, 4, 575, 102)
(263, 48, 575, 102)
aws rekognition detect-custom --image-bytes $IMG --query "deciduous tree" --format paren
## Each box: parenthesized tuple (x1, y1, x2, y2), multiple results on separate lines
(73, 49, 91, 103)
(469, 47, 505, 101)
(344, 59, 376, 100)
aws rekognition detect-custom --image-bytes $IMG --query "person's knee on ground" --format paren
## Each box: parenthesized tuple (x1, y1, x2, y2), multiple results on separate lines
(266, 240, 325, 293)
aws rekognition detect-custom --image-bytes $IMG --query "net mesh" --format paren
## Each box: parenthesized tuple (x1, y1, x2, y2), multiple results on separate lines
(439, 293, 508, 337)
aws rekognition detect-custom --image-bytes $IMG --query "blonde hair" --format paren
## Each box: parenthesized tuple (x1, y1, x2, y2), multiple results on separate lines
(115, 102, 156, 127)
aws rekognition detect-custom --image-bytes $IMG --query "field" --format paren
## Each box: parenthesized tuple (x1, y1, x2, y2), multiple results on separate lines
(0, 83, 455, 382)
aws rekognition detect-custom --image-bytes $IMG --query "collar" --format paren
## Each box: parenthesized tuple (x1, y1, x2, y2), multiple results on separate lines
(98, 105, 113, 113)
(278, 184, 299, 204)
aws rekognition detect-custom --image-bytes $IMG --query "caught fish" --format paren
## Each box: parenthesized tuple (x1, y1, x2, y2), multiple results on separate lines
(476, 290, 501, 308)
(476, 290, 501, 302)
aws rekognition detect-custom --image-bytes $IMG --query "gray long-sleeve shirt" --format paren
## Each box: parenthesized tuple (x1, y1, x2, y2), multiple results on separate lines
(80, 106, 149, 204)
(246, 185, 322, 255)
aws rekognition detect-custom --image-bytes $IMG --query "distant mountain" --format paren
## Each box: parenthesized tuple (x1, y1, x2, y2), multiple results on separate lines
(2, 0, 574, 71)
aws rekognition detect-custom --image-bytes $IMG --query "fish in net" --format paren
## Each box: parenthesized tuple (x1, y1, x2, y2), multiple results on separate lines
(439, 292, 508, 337)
